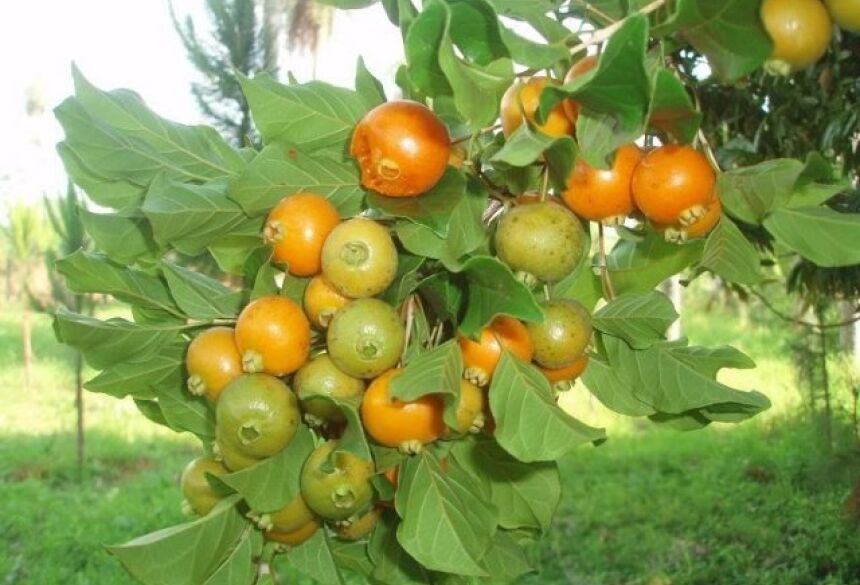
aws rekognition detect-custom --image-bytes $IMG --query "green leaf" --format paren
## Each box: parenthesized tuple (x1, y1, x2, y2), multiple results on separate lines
(490, 124, 576, 172)
(229, 145, 365, 217)
(153, 384, 215, 439)
(700, 217, 764, 285)
(490, 352, 605, 462)
(54, 308, 182, 370)
(79, 209, 159, 264)
(499, 21, 570, 69)
(57, 66, 245, 186)
(331, 396, 374, 462)
(57, 142, 146, 211)
(108, 497, 248, 585)
(219, 425, 316, 512)
(239, 73, 368, 152)
(541, 15, 650, 167)
(355, 57, 387, 108)
(593, 291, 678, 349)
(369, 511, 431, 585)
(718, 159, 804, 225)
(607, 231, 705, 295)
(439, 43, 513, 129)
(395, 177, 488, 270)
(477, 530, 535, 581)
(329, 540, 374, 579)
(457, 256, 544, 338)
(666, 0, 771, 82)
(395, 452, 497, 576)
(551, 255, 604, 312)
(203, 529, 261, 585)
(390, 340, 463, 427)
(161, 263, 244, 320)
(84, 341, 185, 400)
(607, 336, 770, 417)
(367, 169, 466, 237)
(56, 251, 182, 318)
(141, 175, 258, 256)
(446, 0, 509, 65)
(285, 530, 343, 585)
(417, 272, 464, 324)
(135, 399, 172, 429)
(251, 260, 281, 300)
(581, 352, 656, 416)
(208, 222, 268, 276)
(647, 68, 702, 144)
(404, 0, 452, 96)
(451, 436, 560, 533)
(380, 254, 426, 307)
(763, 207, 860, 268)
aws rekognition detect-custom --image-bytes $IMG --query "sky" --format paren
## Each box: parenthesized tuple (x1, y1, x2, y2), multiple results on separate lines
(0, 0, 403, 208)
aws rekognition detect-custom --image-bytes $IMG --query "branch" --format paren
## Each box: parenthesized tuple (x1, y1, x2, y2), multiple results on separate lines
(567, 0, 667, 57)
(746, 287, 860, 330)
(597, 223, 616, 301)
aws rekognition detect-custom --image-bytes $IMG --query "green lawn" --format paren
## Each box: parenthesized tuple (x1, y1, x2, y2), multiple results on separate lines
(1, 298, 859, 585)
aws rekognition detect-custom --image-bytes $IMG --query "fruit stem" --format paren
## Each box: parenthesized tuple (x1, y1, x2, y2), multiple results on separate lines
(399, 295, 416, 367)
(597, 223, 617, 301)
(539, 165, 550, 202)
(451, 124, 501, 144)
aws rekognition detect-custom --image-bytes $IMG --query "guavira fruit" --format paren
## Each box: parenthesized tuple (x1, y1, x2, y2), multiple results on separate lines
(350, 100, 451, 197)
(327, 298, 405, 379)
(562, 55, 599, 123)
(265, 519, 320, 546)
(215, 439, 260, 472)
(825, 0, 860, 32)
(563, 144, 643, 224)
(459, 316, 535, 386)
(180, 457, 228, 516)
(494, 201, 586, 283)
(527, 299, 592, 369)
(631, 145, 716, 227)
(264, 494, 316, 533)
(303, 275, 350, 329)
(263, 193, 340, 277)
(761, 0, 832, 74)
(541, 354, 589, 384)
(293, 354, 365, 427)
(215, 374, 300, 463)
(334, 506, 382, 541)
(500, 77, 574, 138)
(185, 326, 242, 402)
(300, 440, 375, 521)
(452, 379, 486, 434)
(654, 197, 722, 243)
(235, 295, 310, 376)
(321, 218, 398, 298)
(360, 368, 446, 453)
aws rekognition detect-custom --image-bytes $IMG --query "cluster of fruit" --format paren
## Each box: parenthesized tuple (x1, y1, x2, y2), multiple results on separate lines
(761, 0, 859, 74)
(500, 56, 720, 244)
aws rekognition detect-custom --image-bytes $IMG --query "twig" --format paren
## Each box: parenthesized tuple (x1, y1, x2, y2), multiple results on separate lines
(597, 223, 616, 301)
(747, 287, 860, 330)
(540, 164, 550, 201)
(400, 295, 416, 366)
(452, 124, 501, 145)
(567, 0, 667, 57)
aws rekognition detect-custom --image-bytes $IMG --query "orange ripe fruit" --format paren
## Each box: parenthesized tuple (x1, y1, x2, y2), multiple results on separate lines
(263, 193, 340, 277)
(185, 326, 243, 402)
(265, 519, 320, 546)
(458, 316, 535, 386)
(631, 145, 716, 226)
(350, 100, 451, 197)
(303, 275, 351, 329)
(360, 369, 446, 451)
(563, 144, 643, 224)
(540, 354, 589, 384)
(500, 77, 574, 138)
(654, 197, 722, 243)
(562, 55, 599, 123)
(235, 295, 311, 376)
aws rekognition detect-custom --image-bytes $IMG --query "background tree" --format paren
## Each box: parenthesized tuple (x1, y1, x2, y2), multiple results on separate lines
(676, 31, 860, 448)
(1, 200, 54, 391)
(31, 184, 93, 476)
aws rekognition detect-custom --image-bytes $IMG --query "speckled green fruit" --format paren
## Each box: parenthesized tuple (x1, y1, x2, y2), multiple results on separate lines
(321, 218, 398, 298)
(180, 457, 228, 516)
(327, 299, 405, 379)
(300, 441, 375, 521)
(216, 374, 300, 460)
(268, 494, 316, 533)
(294, 355, 366, 425)
(494, 201, 586, 283)
(527, 299, 592, 368)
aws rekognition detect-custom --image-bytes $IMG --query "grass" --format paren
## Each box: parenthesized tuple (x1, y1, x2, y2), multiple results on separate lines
(1, 294, 859, 584)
